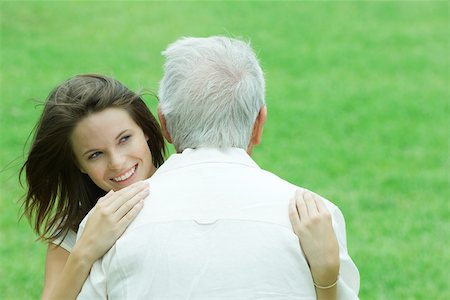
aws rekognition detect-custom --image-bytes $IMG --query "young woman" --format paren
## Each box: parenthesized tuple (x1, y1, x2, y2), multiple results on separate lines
(21, 74, 339, 300)
(21, 74, 166, 299)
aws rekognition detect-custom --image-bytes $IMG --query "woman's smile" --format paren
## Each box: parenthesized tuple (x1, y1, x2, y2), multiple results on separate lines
(111, 163, 138, 183)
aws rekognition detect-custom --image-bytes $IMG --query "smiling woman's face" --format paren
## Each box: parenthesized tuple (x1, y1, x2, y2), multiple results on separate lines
(71, 107, 156, 192)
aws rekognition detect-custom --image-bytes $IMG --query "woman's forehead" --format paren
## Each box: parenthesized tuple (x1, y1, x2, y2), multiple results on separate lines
(70, 108, 140, 151)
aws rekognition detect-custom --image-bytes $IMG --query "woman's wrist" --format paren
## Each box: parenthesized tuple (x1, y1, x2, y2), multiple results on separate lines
(71, 241, 97, 266)
(310, 261, 339, 288)
(313, 276, 338, 289)
(312, 273, 339, 289)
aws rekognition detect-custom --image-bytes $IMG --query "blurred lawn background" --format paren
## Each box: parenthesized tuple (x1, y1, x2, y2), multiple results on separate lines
(1, 1, 448, 299)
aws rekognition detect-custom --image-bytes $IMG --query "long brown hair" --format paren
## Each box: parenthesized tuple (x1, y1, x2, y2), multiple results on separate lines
(20, 74, 166, 241)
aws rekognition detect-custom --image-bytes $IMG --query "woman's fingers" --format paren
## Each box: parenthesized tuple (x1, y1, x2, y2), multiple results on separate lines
(289, 197, 302, 235)
(106, 181, 149, 212)
(113, 188, 149, 221)
(97, 190, 114, 204)
(295, 189, 309, 221)
(304, 191, 319, 217)
(314, 194, 328, 214)
(290, 189, 332, 237)
(116, 199, 145, 234)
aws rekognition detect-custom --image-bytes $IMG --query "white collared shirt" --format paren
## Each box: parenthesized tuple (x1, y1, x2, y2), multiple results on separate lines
(77, 148, 359, 299)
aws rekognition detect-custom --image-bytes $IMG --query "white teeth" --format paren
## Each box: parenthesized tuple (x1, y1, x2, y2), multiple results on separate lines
(113, 166, 136, 182)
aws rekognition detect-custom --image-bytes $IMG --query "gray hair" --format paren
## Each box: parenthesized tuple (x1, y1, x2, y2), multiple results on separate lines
(158, 36, 265, 151)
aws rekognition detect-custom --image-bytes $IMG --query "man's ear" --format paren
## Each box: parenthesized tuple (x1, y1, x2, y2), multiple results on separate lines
(247, 105, 267, 154)
(157, 105, 173, 144)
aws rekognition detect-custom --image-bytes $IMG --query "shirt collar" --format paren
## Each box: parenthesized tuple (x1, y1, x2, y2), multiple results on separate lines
(155, 147, 260, 176)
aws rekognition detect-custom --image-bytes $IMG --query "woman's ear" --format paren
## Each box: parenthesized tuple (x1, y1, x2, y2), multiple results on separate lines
(157, 105, 173, 144)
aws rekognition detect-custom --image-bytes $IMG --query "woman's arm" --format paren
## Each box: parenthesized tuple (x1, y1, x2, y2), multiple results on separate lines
(41, 243, 94, 300)
(289, 189, 339, 300)
(41, 244, 70, 300)
(41, 181, 149, 300)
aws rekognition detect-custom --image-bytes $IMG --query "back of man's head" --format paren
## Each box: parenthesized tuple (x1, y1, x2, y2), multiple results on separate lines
(158, 36, 265, 152)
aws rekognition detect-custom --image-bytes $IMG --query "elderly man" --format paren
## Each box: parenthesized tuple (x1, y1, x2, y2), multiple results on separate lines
(78, 36, 359, 299)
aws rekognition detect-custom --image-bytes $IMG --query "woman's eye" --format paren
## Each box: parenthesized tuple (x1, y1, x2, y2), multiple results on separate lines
(89, 152, 102, 160)
(119, 135, 131, 143)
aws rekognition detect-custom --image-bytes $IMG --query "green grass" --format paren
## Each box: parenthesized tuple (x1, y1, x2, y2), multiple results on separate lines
(1, 1, 448, 299)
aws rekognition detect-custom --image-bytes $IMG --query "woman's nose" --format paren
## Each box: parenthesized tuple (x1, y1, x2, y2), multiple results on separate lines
(108, 152, 125, 170)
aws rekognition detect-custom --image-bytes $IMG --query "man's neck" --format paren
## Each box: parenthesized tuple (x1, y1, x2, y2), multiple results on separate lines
(175, 146, 253, 156)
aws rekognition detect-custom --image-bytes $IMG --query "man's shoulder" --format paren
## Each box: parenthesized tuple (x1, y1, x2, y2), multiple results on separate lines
(256, 168, 340, 213)
(256, 167, 296, 184)
(250, 167, 299, 193)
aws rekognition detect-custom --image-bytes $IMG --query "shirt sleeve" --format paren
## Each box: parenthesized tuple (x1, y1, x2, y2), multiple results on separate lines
(51, 229, 77, 253)
(331, 206, 361, 300)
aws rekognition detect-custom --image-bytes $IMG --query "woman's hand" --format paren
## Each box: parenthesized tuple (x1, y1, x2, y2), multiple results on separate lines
(74, 180, 150, 264)
(289, 189, 339, 289)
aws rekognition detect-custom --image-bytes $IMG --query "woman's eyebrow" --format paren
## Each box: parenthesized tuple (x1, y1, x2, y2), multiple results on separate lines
(115, 129, 129, 140)
(82, 148, 99, 157)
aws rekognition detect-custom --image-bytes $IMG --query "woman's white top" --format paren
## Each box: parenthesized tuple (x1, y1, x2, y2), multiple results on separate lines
(52, 229, 77, 252)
